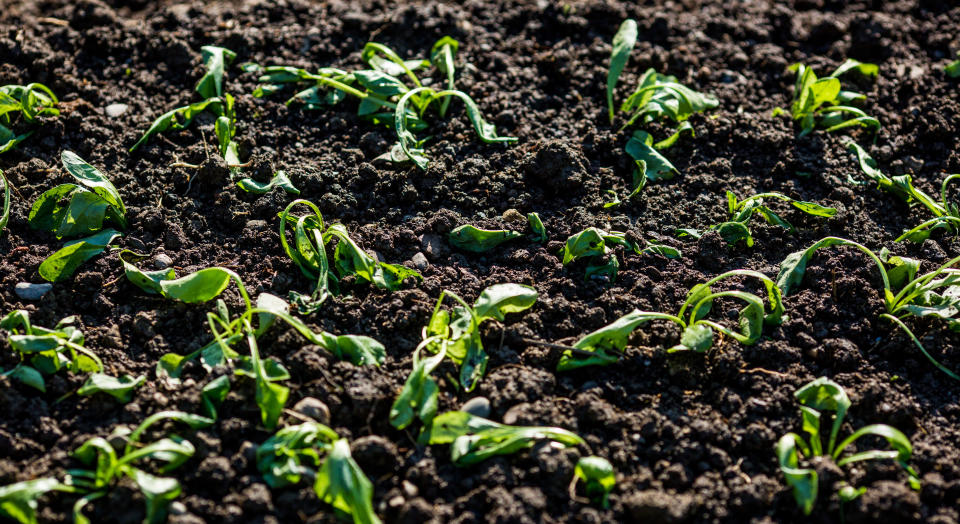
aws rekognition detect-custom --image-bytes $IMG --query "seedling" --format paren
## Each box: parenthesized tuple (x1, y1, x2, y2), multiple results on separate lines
(570, 456, 616, 509)
(257, 423, 380, 524)
(561, 227, 680, 282)
(120, 254, 385, 428)
(527, 212, 547, 243)
(390, 283, 537, 430)
(778, 236, 960, 379)
(605, 19, 718, 200)
(557, 270, 783, 370)
(677, 191, 836, 247)
(0, 83, 59, 153)
(775, 59, 879, 137)
(848, 142, 960, 243)
(419, 411, 584, 466)
(236, 170, 299, 195)
(250, 38, 516, 169)
(776, 377, 919, 515)
(448, 224, 522, 253)
(947, 51, 960, 78)
(0, 411, 212, 524)
(1, 170, 10, 233)
(279, 199, 421, 314)
(29, 151, 127, 282)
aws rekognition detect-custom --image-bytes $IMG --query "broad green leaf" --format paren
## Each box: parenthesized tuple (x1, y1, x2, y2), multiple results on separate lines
(77, 373, 145, 402)
(354, 70, 408, 97)
(390, 340, 447, 430)
(526, 212, 546, 242)
(158, 267, 236, 303)
(558, 310, 678, 371)
(607, 19, 638, 122)
(830, 59, 879, 79)
(28, 184, 77, 234)
(128, 468, 181, 524)
(626, 130, 677, 182)
(118, 250, 176, 295)
(574, 456, 616, 508)
(472, 283, 538, 323)
(7, 365, 46, 392)
(236, 170, 300, 195)
(195, 46, 237, 99)
(794, 376, 850, 455)
(60, 151, 126, 226)
(671, 323, 714, 353)
(130, 98, 223, 152)
(39, 229, 121, 282)
(257, 422, 337, 488)
(562, 228, 608, 264)
(200, 375, 230, 419)
(0, 478, 66, 524)
(776, 433, 818, 515)
(314, 439, 382, 524)
(448, 224, 522, 253)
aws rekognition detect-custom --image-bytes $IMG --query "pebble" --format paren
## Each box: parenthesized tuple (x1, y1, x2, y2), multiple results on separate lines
(15, 282, 52, 300)
(245, 219, 268, 229)
(293, 397, 331, 424)
(104, 103, 129, 117)
(460, 396, 491, 418)
(411, 252, 429, 271)
(154, 253, 174, 269)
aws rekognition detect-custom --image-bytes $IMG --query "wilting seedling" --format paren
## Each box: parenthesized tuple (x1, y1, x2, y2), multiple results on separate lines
(279, 199, 421, 313)
(778, 236, 960, 379)
(29, 151, 127, 282)
(419, 411, 584, 466)
(250, 37, 516, 169)
(605, 19, 718, 201)
(390, 283, 537, 431)
(570, 456, 616, 509)
(777, 377, 919, 515)
(0, 411, 212, 524)
(561, 227, 680, 282)
(848, 143, 960, 243)
(775, 59, 880, 137)
(448, 224, 522, 253)
(257, 423, 380, 524)
(0, 82, 59, 153)
(120, 255, 385, 428)
(557, 270, 783, 370)
(677, 191, 836, 247)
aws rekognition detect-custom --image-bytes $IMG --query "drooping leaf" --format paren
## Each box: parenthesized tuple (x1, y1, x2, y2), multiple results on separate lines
(236, 170, 300, 195)
(195, 46, 237, 99)
(472, 283, 538, 323)
(39, 229, 121, 282)
(77, 373, 145, 402)
(573, 456, 616, 508)
(314, 439, 382, 524)
(448, 224, 523, 253)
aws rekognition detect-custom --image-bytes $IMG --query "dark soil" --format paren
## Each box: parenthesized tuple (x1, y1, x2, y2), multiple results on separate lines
(2, 0, 960, 523)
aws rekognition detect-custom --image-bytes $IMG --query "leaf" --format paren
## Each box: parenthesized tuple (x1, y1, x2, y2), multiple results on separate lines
(526, 212, 547, 242)
(830, 58, 879, 79)
(246, 329, 289, 430)
(390, 340, 447, 430)
(447, 224, 522, 253)
(562, 228, 608, 264)
(128, 468, 182, 524)
(354, 70, 408, 97)
(715, 221, 753, 247)
(670, 323, 714, 353)
(0, 169, 10, 233)
(130, 98, 223, 152)
(195, 46, 237, 99)
(28, 184, 77, 234)
(607, 19, 638, 123)
(39, 229, 121, 282)
(314, 439, 382, 524)
(0, 478, 66, 524)
(201, 375, 230, 419)
(430, 36, 459, 117)
(60, 151, 126, 227)
(8, 365, 46, 392)
(794, 376, 850, 455)
(574, 456, 616, 508)
(257, 422, 337, 488)
(118, 250, 176, 295)
(421, 411, 584, 466)
(625, 130, 678, 182)
(77, 373, 145, 402)
(472, 283, 538, 323)
(947, 55, 960, 78)
(236, 170, 300, 195)
(777, 237, 862, 296)
(558, 310, 671, 371)
(158, 267, 237, 303)
(776, 433, 818, 515)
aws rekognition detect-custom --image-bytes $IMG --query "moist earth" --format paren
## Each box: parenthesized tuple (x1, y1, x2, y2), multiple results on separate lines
(1, 0, 960, 523)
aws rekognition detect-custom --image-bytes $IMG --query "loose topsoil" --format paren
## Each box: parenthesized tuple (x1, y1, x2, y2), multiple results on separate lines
(2, 0, 960, 523)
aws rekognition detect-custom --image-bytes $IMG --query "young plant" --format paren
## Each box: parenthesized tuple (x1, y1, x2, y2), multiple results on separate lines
(0, 83, 59, 153)
(605, 20, 718, 201)
(557, 270, 784, 370)
(677, 191, 836, 247)
(0, 310, 142, 400)
(448, 224, 523, 253)
(570, 456, 616, 509)
(778, 236, 960, 379)
(776, 377, 919, 515)
(0, 478, 73, 524)
(279, 199, 421, 313)
(257, 423, 380, 524)
(848, 142, 960, 243)
(946, 51, 960, 78)
(250, 37, 516, 169)
(775, 59, 880, 137)
(29, 151, 127, 282)
(561, 227, 680, 282)
(1, 170, 11, 233)
(419, 411, 584, 466)
(120, 254, 384, 427)
(527, 212, 547, 243)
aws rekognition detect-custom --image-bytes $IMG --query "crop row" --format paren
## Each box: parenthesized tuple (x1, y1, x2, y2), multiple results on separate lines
(2, 18, 959, 523)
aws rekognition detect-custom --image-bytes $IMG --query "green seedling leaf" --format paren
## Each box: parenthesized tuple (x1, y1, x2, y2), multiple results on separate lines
(0, 170, 10, 233)
(0, 478, 68, 524)
(158, 267, 238, 304)
(77, 373, 145, 402)
(784, 61, 879, 137)
(947, 52, 960, 78)
(830, 58, 879, 79)
(626, 130, 677, 182)
(472, 283, 538, 323)
(558, 310, 681, 370)
(448, 224, 523, 253)
(118, 250, 176, 295)
(777, 433, 818, 515)
(422, 411, 584, 466)
(573, 456, 616, 508)
(430, 36, 459, 116)
(60, 151, 126, 227)
(128, 468, 181, 524)
(40, 229, 121, 282)
(607, 19, 638, 123)
(562, 228, 608, 264)
(257, 422, 338, 488)
(195, 46, 237, 99)
(526, 212, 547, 242)
(314, 439, 382, 524)
(776, 237, 885, 296)
(672, 323, 714, 353)
(390, 338, 447, 430)
(236, 170, 300, 195)
(200, 375, 230, 419)
(130, 98, 223, 152)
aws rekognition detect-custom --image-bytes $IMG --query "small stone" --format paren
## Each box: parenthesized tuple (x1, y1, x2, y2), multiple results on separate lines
(411, 252, 429, 271)
(460, 396, 491, 418)
(168, 502, 188, 516)
(15, 282, 52, 301)
(245, 219, 269, 229)
(293, 397, 330, 424)
(502, 209, 525, 223)
(402, 480, 419, 498)
(388, 495, 405, 508)
(104, 103, 129, 117)
(154, 253, 174, 269)
(503, 403, 529, 425)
